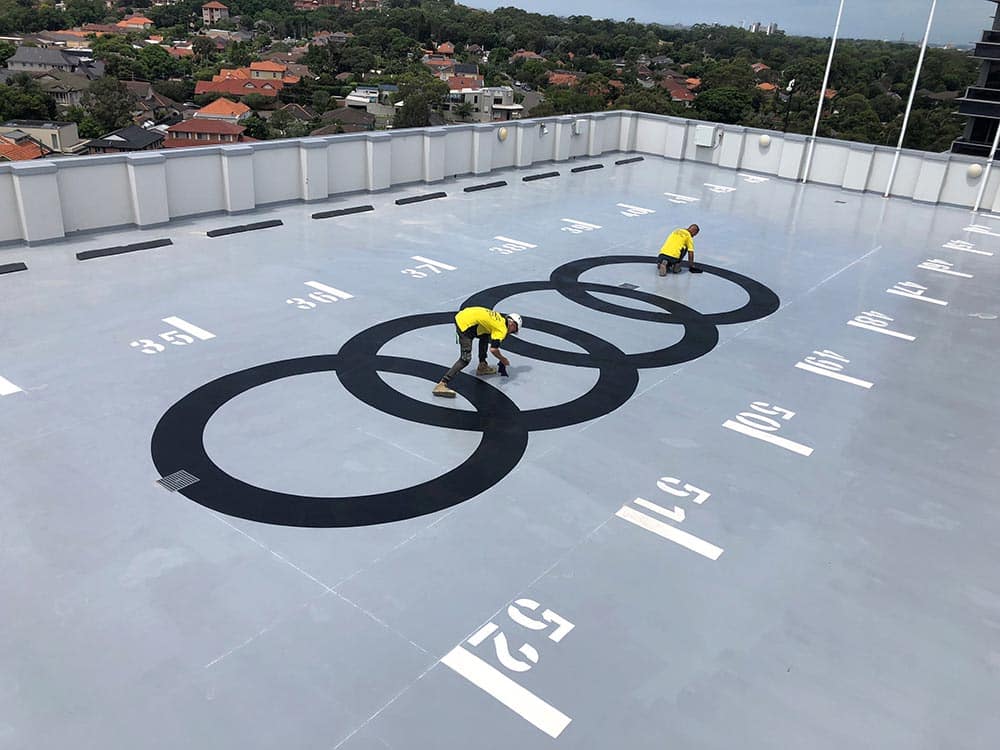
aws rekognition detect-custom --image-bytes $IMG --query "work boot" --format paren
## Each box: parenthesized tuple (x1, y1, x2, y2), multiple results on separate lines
(477, 362, 497, 376)
(657, 261, 667, 277)
(671, 263, 683, 273)
(433, 381, 457, 398)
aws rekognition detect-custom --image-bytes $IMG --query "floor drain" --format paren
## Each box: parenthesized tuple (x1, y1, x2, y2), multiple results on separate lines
(156, 470, 199, 492)
(619, 283, 639, 290)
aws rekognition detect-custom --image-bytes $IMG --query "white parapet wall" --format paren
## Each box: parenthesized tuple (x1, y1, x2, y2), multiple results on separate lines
(1, 111, 996, 245)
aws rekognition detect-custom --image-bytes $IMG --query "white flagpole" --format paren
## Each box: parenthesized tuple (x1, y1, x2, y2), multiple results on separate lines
(884, 0, 938, 198)
(801, 0, 845, 183)
(972, 123, 1000, 213)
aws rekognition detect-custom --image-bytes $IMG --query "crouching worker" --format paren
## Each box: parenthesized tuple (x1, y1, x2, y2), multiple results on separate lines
(433, 307, 523, 398)
(657, 223, 703, 275)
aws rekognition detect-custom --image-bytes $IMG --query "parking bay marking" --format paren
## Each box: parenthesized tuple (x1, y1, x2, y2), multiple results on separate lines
(0, 375, 23, 396)
(847, 311, 915, 341)
(442, 599, 575, 738)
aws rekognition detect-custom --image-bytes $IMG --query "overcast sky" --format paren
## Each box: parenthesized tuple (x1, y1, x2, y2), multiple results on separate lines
(465, 1, 993, 45)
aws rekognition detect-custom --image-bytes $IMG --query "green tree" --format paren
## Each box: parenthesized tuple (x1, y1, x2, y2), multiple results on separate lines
(152, 79, 194, 103)
(138, 45, 182, 81)
(64, 105, 104, 138)
(394, 91, 431, 128)
(241, 112, 270, 139)
(454, 101, 473, 120)
(0, 73, 57, 121)
(81, 77, 136, 134)
(692, 87, 751, 124)
(0, 40, 15, 65)
(192, 36, 218, 59)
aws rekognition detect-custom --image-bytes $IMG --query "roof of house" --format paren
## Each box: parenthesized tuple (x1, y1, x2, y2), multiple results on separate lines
(510, 49, 544, 60)
(321, 107, 375, 125)
(202, 1, 229, 8)
(661, 78, 695, 101)
(250, 61, 287, 72)
(8, 46, 76, 67)
(87, 125, 164, 150)
(547, 70, 582, 87)
(436, 42, 454, 54)
(448, 76, 484, 91)
(32, 69, 90, 93)
(165, 46, 194, 58)
(117, 15, 154, 26)
(757, 82, 777, 92)
(194, 79, 282, 96)
(279, 103, 316, 121)
(167, 119, 245, 134)
(0, 133, 51, 161)
(2, 119, 74, 128)
(424, 58, 454, 69)
(195, 97, 251, 117)
(825, 88, 838, 100)
(453, 63, 479, 75)
(751, 62, 771, 73)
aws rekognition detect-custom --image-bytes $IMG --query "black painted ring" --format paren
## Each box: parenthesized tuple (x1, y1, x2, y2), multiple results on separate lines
(150, 353, 528, 527)
(550, 256, 781, 326)
(336, 311, 641, 432)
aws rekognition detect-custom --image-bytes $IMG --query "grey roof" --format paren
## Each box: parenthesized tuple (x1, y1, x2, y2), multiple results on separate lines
(2, 119, 74, 128)
(8, 46, 76, 67)
(87, 125, 164, 150)
(453, 63, 479, 75)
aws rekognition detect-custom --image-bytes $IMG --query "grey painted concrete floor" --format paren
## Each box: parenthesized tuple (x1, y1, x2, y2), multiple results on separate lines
(1, 155, 999, 749)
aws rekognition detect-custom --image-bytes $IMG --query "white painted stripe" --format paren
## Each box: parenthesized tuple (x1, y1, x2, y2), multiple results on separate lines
(0, 375, 23, 396)
(722, 419, 814, 456)
(616, 203, 654, 212)
(560, 218, 602, 229)
(945, 245, 993, 256)
(633, 497, 685, 522)
(494, 236, 537, 248)
(886, 289, 947, 306)
(161, 316, 215, 340)
(411, 255, 457, 271)
(963, 224, 1000, 237)
(615, 506, 723, 560)
(466, 622, 499, 647)
(846, 320, 916, 340)
(795, 362, 874, 389)
(304, 281, 354, 299)
(441, 646, 572, 738)
(917, 265, 973, 278)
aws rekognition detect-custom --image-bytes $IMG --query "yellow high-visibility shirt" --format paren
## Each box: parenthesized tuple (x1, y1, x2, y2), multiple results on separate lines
(455, 306, 508, 345)
(658, 228, 694, 259)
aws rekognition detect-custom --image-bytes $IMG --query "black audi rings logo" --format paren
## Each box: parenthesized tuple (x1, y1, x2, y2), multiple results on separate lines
(151, 255, 779, 527)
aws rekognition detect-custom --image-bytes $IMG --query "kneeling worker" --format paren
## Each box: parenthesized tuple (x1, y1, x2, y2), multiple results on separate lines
(433, 306, 522, 398)
(657, 223, 703, 275)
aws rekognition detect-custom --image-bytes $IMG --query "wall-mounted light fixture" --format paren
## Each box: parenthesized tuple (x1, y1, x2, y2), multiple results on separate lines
(759, 134, 772, 148)
(968, 163, 984, 179)
(539, 124, 549, 136)
(497, 127, 509, 142)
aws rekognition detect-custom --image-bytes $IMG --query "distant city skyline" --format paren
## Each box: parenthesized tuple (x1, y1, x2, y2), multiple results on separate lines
(465, 1, 991, 45)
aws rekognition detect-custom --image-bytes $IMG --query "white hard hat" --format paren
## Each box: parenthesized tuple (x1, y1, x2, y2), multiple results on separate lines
(507, 313, 523, 332)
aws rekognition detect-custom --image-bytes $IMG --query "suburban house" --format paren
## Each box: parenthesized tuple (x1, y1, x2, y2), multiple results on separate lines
(445, 85, 521, 122)
(192, 97, 251, 124)
(194, 62, 300, 98)
(116, 15, 153, 31)
(163, 119, 251, 148)
(6, 47, 104, 79)
(0, 131, 53, 161)
(0, 120, 88, 154)
(123, 80, 183, 125)
(32, 69, 90, 108)
(660, 77, 696, 106)
(312, 107, 375, 134)
(87, 125, 164, 154)
(201, 1, 229, 25)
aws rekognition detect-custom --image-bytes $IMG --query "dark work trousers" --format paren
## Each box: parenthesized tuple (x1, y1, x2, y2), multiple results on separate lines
(659, 248, 689, 269)
(442, 325, 490, 383)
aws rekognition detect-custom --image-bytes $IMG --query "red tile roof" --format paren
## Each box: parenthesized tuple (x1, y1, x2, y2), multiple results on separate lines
(250, 61, 287, 72)
(202, 1, 228, 8)
(448, 75, 484, 90)
(194, 79, 282, 96)
(167, 119, 246, 135)
(0, 134, 50, 161)
(195, 98, 250, 116)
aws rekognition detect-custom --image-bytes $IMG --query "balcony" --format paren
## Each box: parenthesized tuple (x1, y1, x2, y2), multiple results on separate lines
(973, 40, 1000, 60)
(957, 91, 1000, 119)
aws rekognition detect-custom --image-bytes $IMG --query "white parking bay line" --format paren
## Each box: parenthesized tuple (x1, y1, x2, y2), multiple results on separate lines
(304, 281, 353, 299)
(0, 375, 23, 396)
(615, 505, 723, 560)
(794, 362, 874, 389)
(722, 419, 814, 456)
(441, 645, 572, 738)
(161, 316, 216, 340)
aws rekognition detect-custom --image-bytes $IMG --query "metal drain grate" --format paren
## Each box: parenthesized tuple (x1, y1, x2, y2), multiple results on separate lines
(619, 283, 640, 290)
(156, 470, 199, 492)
